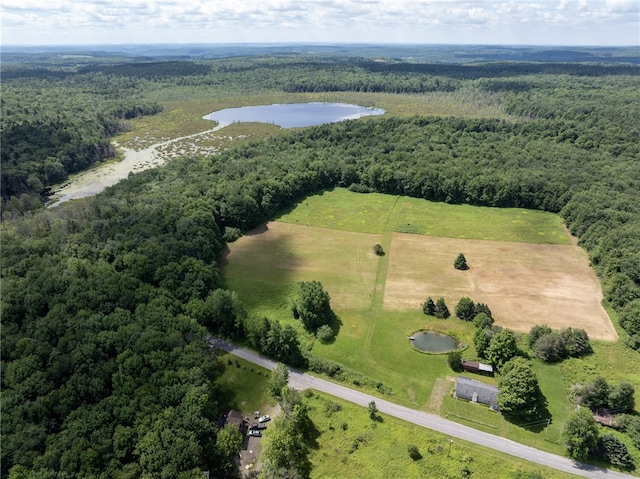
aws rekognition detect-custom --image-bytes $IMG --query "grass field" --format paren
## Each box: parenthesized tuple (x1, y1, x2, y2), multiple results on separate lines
(303, 390, 582, 479)
(278, 189, 571, 243)
(215, 352, 276, 416)
(222, 187, 638, 464)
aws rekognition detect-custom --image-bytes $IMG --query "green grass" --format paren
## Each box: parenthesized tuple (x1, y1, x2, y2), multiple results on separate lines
(278, 188, 571, 244)
(223, 187, 640, 472)
(277, 189, 400, 234)
(313, 312, 475, 408)
(393, 196, 571, 244)
(215, 353, 275, 416)
(304, 390, 582, 479)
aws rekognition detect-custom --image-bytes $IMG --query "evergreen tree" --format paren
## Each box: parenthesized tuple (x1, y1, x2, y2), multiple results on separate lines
(434, 297, 450, 319)
(422, 297, 436, 316)
(454, 253, 469, 270)
(455, 297, 476, 321)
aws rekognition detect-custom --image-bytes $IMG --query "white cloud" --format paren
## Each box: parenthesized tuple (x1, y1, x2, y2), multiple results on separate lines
(606, 0, 640, 13)
(1, 0, 638, 45)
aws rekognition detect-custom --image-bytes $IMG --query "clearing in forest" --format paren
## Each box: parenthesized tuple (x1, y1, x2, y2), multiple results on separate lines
(224, 188, 616, 340)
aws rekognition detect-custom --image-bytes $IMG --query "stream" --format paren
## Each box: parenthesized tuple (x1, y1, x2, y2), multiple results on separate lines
(46, 125, 225, 208)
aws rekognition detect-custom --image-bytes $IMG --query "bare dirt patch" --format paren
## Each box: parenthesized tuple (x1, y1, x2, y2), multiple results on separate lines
(385, 233, 617, 341)
(426, 377, 455, 413)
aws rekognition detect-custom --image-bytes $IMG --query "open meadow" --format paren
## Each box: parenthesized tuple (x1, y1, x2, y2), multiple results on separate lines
(229, 188, 614, 339)
(303, 391, 583, 479)
(222, 188, 638, 458)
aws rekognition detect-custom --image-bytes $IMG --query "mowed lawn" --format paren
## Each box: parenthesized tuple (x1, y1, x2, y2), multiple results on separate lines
(278, 188, 571, 244)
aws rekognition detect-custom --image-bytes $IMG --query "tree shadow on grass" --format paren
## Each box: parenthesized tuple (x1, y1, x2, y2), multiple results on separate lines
(502, 390, 551, 433)
(317, 312, 343, 345)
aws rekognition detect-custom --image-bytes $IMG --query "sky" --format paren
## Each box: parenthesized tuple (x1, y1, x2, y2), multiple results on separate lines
(1, 0, 639, 47)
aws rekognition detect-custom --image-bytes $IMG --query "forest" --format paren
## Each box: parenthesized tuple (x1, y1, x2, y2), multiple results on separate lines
(2, 49, 640, 478)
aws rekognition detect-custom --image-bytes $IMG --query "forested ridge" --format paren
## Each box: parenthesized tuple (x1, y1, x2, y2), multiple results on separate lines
(2, 54, 640, 478)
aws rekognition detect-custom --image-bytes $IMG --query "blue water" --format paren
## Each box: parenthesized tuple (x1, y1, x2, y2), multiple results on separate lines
(203, 102, 385, 128)
(411, 331, 459, 353)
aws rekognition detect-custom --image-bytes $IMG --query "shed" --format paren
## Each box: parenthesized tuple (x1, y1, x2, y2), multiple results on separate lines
(454, 376, 499, 408)
(224, 409, 246, 431)
(461, 360, 494, 376)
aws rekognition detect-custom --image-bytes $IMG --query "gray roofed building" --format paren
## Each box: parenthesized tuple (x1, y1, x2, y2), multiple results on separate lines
(454, 376, 499, 409)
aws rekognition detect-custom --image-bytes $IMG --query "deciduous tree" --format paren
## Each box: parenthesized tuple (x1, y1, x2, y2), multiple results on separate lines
(268, 363, 290, 399)
(485, 329, 518, 370)
(292, 281, 333, 332)
(497, 357, 541, 419)
(562, 407, 599, 461)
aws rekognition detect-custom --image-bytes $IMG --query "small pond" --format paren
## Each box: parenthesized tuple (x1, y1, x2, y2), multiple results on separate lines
(203, 102, 385, 128)
(410, 331, 461, 354)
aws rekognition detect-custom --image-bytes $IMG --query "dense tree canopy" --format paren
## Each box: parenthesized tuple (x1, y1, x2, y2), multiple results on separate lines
(2, 52, 640, 476)
(485, 329, 519, 370)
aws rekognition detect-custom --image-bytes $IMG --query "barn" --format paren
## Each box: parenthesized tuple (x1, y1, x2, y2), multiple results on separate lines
(461, 360, 494, 376)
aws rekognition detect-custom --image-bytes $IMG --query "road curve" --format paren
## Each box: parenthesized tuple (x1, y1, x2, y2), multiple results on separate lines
(208, 337, 634, 479)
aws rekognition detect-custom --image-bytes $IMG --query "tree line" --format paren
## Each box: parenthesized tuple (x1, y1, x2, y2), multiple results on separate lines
(2, 55, 640, 476)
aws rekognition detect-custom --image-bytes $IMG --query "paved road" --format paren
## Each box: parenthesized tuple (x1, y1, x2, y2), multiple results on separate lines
(208, 337, 634, 479)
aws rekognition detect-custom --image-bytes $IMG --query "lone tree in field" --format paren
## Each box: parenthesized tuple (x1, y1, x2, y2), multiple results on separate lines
(422, 297, 436, 316)
(292, 281, 333, 332)
(434, 297, 450, 319)
(373, 243, 385, 256)
(454, 253, 469, 270)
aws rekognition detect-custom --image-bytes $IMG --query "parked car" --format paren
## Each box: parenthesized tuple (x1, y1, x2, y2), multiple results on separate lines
(248, 429, 262, 437)
(258, 415, 271, 423)
(249, 423, 267, 430)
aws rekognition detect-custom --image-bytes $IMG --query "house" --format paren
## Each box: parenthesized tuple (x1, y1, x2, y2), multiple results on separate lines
(454, 376, 499, 409)
(224, 409, 246, 431)
(461, 360, 494, 376)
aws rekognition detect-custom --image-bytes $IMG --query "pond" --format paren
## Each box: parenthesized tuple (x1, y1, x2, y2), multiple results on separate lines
(203, 102, 385, 128)
(410, 331, 461, 354)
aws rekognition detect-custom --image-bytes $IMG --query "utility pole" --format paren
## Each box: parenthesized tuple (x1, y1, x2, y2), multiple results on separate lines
(543, 418, 551, 440)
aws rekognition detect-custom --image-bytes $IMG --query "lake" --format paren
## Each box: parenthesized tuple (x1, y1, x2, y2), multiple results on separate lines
(47, 102, 384, 207)
(202, 102, 385, 128)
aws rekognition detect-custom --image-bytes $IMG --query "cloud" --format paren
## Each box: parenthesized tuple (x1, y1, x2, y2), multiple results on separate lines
(606, 0, 640, 13)
(1, 0, 638, 45)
